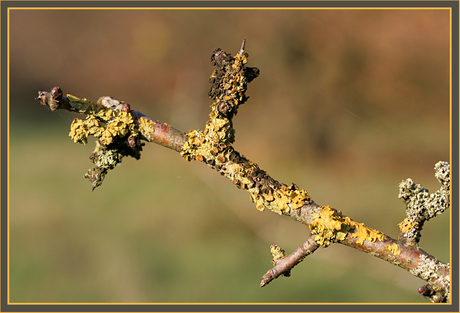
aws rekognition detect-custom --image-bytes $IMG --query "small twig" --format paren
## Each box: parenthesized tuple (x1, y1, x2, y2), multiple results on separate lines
(238, 37, 246, 55)
(260, 236, 319, 287)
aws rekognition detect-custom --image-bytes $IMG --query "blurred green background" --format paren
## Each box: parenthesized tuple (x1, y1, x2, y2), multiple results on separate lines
(9, 8, 450, 303)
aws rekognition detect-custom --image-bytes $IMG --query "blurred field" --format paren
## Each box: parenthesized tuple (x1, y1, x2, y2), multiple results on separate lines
(8, 8, 450, 303)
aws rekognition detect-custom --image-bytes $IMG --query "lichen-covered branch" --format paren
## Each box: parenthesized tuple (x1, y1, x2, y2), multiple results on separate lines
(397, 161, 450, 245)
(36, 40, 450, 303)
(36, 87, 186, 189)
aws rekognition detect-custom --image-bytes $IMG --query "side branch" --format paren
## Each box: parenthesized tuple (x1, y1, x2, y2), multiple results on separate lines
(260, 237, 319, 287)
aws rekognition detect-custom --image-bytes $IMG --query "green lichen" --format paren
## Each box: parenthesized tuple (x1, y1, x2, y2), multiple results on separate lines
(434, 161, 450, 187)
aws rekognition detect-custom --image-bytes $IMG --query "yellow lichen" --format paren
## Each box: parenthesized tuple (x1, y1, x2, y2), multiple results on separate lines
(96, 111, 134, 145)
(282, 188, 311, 210)
(183, 46, 302, 216)
(250, 185, 310, 216)
(85, 116, 103, 137)
(248, 185, 310, 216)
(181, 48, 249, 163)
(137, 117, 157, 141)
(309, 205, 351, 246)
(68, 100, 135, 145)
(270, 244, 286, 265)
(117, 111, 134, 125)
(348, 219, 387, 244)
(383, 242, 401, 255)
(273, 190, 291, 214)
(95, 107, 114, 120)
(398, 217, 419, 234)
(251, 194, 266, 212)
(69, 118, 89, 144)
(309, 205, 387, 247)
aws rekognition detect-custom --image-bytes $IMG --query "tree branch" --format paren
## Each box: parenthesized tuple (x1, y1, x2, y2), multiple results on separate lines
(35, 40, 450, 303)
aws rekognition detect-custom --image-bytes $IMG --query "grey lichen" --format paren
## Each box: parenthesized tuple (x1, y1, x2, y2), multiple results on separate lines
(398, 161, 450, 221)
(434, 161, 450, 187)
(85, 138, 143, 190)
(410, 254, 450, 302)
(397, 161, 450, 245)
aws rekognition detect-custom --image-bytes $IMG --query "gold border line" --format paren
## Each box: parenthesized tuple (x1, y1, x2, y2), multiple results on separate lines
(5, 6, 454, 10)
(5, 5, 454, 307)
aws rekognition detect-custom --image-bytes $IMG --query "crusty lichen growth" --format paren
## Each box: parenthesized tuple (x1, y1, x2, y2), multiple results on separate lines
(397, 218, 420, 246)
(66, 94, 145, 190)
(68, 94, 138, 145)
(382, 242, 401, 255)
(309, 205, 387, 247)
(270, 244, 286, 265)
(269, 244, 292, 277)
(181, 43, 311, 216)
(137, 117, 157, 141)
(398, 161, 450, 245)
(410, 254, 450, 302)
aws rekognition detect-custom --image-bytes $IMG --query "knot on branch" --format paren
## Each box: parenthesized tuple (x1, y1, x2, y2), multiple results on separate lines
(36, 86, 69, 111)
(418, 283, 450, 303)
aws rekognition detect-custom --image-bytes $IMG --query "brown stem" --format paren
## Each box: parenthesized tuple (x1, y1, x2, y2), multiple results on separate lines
(36, 88, 187, 153)
(260, 236, 319, 287)
(341, 233, 449, 285)
(131, 111, 186, 152)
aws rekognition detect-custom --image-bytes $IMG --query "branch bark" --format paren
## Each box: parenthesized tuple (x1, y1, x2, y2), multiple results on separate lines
(35, 41, 450, 303)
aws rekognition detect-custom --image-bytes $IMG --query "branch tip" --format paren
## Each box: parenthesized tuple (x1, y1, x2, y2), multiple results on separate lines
(260, 237, 318, 287)
(238, 37, 247, 55)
